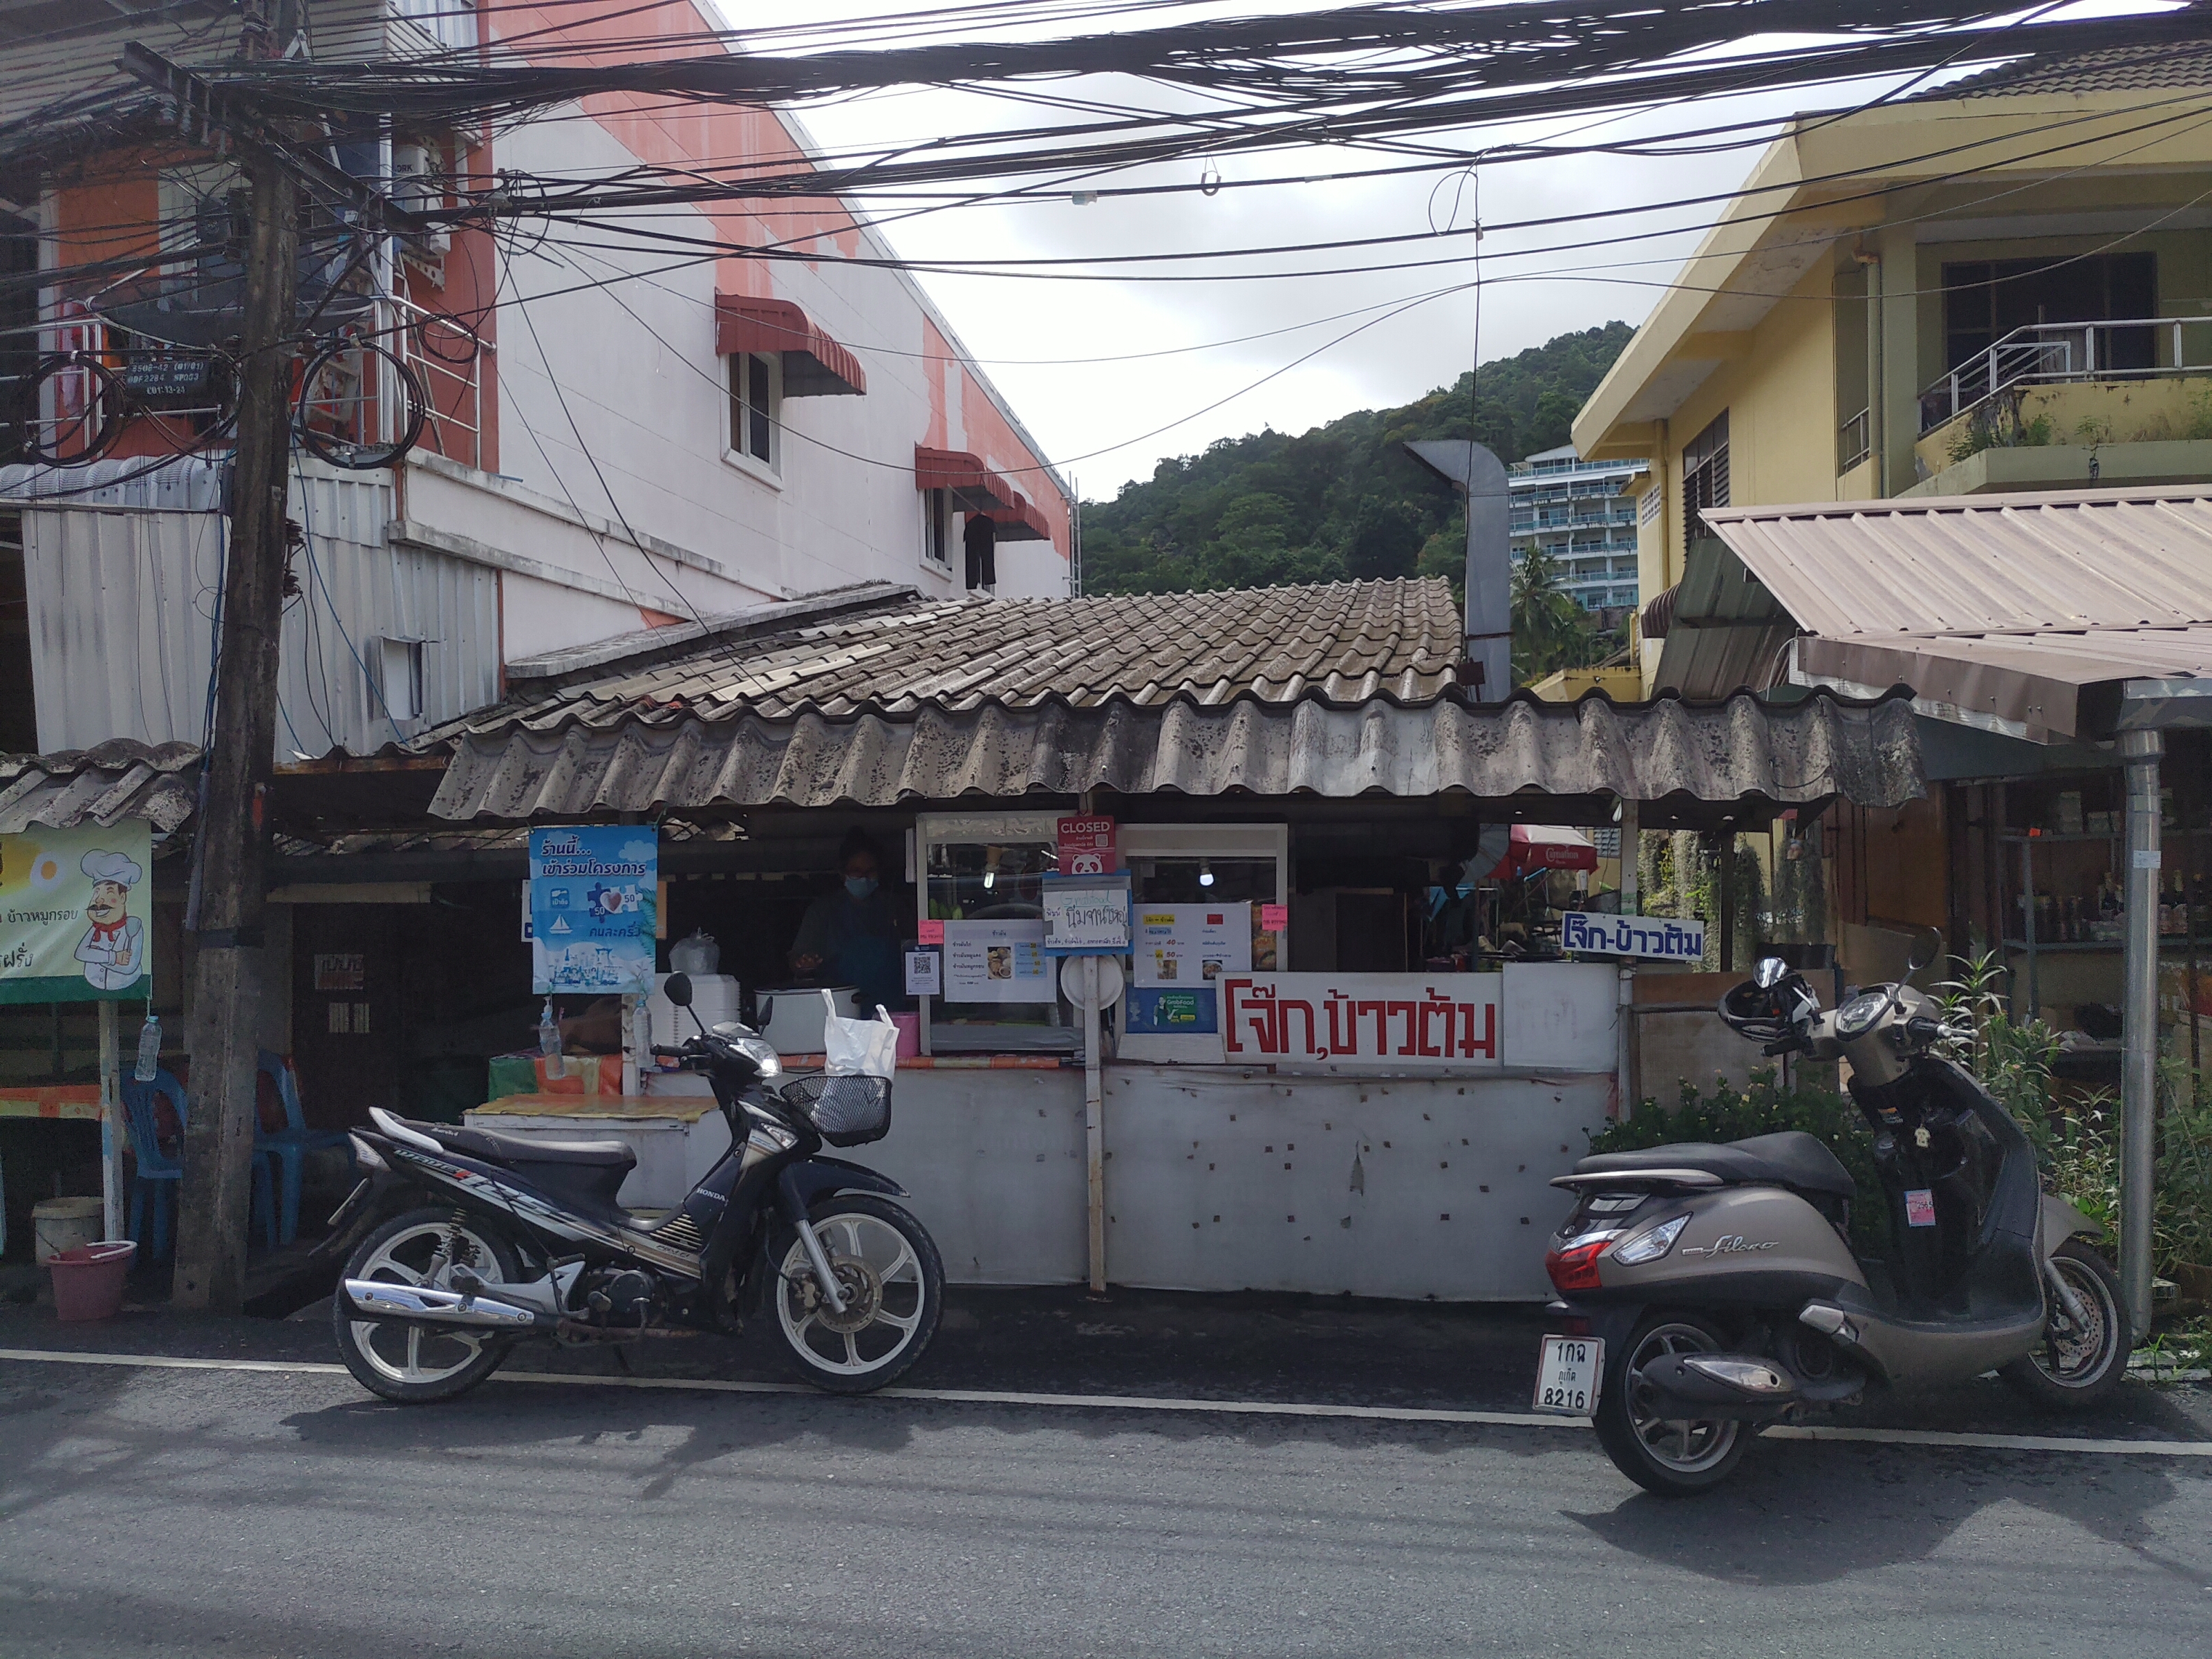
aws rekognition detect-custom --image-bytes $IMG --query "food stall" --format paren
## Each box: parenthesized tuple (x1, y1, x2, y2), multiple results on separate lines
(290, 578, 1924, 1300)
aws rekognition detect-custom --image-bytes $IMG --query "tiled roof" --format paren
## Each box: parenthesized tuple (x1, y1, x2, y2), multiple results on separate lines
(0, 740, 199, 834)
(1927, 37, 2212, 100)
(446, 579, 1470, 740)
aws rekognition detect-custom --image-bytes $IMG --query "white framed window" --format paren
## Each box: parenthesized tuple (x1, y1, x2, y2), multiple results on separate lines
(922, 487, 953, 569)
(727, 350, 781, 474)
(371, 637, 426, 723)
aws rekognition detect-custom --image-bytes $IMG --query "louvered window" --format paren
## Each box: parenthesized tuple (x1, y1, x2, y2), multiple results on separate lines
(1682, 410, 1730, 545)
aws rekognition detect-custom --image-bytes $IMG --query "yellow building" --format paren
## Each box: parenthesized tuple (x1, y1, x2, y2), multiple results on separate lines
(1575, 40, 2212, 698)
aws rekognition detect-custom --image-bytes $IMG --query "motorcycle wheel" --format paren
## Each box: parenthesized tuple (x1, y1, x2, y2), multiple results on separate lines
(332, 1207, 523, 1404)
(1593, 1314, 1751, 1497)
(770, 1194, 944, 1395)
(2000, 1239, 2131, 1410)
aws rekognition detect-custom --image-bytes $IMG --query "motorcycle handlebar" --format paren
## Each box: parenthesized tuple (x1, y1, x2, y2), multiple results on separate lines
(650, 1044, 688, 1059)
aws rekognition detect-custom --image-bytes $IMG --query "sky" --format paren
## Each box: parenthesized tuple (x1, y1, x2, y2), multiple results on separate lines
(697, 3, 2147, 497)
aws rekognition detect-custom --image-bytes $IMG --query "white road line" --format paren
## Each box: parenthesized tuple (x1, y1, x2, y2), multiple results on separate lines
(4, 1347, 2210, 1456)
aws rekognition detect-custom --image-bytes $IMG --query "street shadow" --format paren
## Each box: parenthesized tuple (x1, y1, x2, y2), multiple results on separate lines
(1567, 1433, 2206, 1586)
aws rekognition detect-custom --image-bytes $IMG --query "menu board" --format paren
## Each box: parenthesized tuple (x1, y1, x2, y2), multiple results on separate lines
(941, 919, 1051, 1003)
(1135, 903, 1251, 987)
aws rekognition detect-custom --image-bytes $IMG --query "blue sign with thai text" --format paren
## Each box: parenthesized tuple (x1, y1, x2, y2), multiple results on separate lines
(529, 826, 659, 995)
(1559, 911, 1707, 963)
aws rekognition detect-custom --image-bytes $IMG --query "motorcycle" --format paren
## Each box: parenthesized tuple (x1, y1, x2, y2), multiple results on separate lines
(328, 971, 943, 1403)
(1538, 941, 2129, 1495)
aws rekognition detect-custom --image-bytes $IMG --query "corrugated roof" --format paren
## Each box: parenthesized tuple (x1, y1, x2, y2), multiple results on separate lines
(1700, 487, 2212, 740)
(449, 579, 1471, 738)
(0, 740, 199, 833)
(425, 690, 1926, 821)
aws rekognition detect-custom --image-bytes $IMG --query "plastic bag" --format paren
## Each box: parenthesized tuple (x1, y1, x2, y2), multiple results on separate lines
(822, 988, 899, 1079)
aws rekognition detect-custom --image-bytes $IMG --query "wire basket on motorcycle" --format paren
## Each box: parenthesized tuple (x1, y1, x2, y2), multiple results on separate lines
(780, 1072, 893, 1147)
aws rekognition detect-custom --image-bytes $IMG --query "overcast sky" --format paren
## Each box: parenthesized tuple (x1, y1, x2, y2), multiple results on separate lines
(703, 4, 2135, 497)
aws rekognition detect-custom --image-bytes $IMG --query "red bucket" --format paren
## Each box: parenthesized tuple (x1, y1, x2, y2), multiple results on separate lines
(48, 1240, 138, 1322)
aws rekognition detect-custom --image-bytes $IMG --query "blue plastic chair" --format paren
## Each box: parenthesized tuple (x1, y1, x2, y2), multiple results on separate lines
(254, 1051, 353, 1246)
(120, 1071, 275, 1257)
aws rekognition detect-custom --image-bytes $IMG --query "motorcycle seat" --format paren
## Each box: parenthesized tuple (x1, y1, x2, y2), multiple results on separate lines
(1575, 1130, 1855, 1199)
(431, 1124, 638, 1172)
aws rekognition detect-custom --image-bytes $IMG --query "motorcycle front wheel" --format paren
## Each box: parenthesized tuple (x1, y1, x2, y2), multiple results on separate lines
(1593, 1313, 1750, 1497)
(333, 1207, 522, 1404)
(771, 1194, 944, 1394)
(2001, 1239, 2131, 1410)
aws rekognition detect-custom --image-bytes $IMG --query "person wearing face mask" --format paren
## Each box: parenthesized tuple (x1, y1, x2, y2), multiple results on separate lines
(788, 828, 908, 1011)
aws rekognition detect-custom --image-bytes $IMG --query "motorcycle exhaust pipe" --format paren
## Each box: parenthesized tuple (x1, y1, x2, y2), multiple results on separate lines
(343, 1278, 552, 1331)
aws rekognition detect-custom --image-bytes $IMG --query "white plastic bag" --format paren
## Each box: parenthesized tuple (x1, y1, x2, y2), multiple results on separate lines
(823, 988, 899, 1080)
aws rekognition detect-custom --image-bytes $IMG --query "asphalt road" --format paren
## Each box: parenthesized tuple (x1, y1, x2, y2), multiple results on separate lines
(3, 1318, 2211, 1658)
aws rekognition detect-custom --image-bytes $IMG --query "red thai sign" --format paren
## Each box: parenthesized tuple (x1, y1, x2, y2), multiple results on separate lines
(1056, 815, 1118, 875)
(1220, 973, 1503, 1069)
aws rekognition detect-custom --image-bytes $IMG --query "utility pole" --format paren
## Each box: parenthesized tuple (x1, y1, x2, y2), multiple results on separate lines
(170, 0, 302, 1310)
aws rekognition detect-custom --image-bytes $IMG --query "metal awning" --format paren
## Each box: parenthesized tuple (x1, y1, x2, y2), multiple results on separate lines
(1698, 487, 2212, 740)
(914, 447, 1052, 541)
(713, 294, 867, 397)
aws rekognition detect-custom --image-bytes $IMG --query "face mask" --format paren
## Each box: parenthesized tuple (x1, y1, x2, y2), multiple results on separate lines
(845, 876, 878, 900)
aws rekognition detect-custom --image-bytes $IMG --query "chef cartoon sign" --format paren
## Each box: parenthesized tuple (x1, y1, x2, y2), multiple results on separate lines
(1, 821, 155, 1004)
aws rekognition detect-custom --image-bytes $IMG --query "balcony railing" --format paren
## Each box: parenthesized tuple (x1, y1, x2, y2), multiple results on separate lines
(1839, 406, 1871, 470)
(1919, 316, 2212, 433)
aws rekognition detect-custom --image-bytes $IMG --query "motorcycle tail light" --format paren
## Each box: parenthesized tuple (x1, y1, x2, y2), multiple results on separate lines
(1545, 1233, 1617, 1294)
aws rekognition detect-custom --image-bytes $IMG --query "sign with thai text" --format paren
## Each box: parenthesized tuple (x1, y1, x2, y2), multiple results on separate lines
(1219, 973, 1503, 1070)
(0, 822, 155, 1004)
(1559, 911, 1707, 963)
(1040, 875, 1131, 955)
(529, 826, 658, 995)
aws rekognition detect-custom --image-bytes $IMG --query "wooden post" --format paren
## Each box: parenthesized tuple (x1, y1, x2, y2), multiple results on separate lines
(97, 1001, 123, 1242)
(172, 9, 301, 1309)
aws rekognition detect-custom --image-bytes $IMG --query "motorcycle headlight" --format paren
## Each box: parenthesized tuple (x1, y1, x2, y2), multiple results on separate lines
(1834, 991, 1889, 1038)
(732, 1033, 782, 1077)
(1609, 1214, 1689, 1266)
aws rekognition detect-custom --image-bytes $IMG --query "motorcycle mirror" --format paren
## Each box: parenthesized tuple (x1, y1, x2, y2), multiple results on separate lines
(1753, 957, 1789, 989)
(662, 972, 693, 1008)
(1905, 928, 1940, 977)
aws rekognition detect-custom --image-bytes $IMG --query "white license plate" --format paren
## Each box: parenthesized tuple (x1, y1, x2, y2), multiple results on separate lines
(1532, 1334, 1603, 1416)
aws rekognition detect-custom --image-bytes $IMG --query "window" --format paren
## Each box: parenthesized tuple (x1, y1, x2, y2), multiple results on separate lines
(923, 487, 953, 568)
(1681, 410, 1729, 546)
(371, 637, 425, 723)
(728, 350, 779, 469)
(1942, 253, 2155, 372)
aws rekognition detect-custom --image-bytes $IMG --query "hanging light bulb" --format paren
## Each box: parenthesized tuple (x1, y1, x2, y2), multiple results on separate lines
(1199, 859, 1215, 888)
(982, 847, 1000, 890)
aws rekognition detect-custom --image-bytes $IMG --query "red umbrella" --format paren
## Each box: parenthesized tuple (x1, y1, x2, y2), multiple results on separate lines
(1488, 824, 1597, 879)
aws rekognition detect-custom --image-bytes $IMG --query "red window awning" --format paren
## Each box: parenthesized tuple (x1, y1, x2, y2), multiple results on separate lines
(714, 294, 866, 397)
(914, 445, 1055, 542)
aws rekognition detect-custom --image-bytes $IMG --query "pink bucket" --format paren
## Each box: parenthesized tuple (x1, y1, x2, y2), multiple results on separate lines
(889, 1012, 920, 1060)
(48, 1240, 137, 1322)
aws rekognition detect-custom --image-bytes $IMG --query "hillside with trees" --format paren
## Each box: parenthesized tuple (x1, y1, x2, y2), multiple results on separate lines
(1077, 321, 1634, 607)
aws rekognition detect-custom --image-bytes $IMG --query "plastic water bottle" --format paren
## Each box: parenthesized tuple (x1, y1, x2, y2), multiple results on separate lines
(132, 1014, 162, 1083)
(538, 997, 565, 1080)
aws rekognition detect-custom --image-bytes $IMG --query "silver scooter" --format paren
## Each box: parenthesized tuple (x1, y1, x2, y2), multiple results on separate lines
(1539, 944, 2128, 1495)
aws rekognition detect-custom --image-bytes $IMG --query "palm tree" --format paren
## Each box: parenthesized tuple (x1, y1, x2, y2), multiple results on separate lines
(1510, 546, 1587, 684)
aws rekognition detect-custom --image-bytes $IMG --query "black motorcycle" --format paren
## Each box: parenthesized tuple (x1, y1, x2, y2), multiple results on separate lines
(330, 972, 943, 1403)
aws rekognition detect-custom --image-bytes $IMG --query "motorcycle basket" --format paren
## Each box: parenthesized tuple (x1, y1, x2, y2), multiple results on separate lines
(781, 1072, 892, 1147)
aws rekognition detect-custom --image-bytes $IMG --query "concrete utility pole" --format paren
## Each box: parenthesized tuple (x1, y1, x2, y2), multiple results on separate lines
(171, 0, 303, 1310)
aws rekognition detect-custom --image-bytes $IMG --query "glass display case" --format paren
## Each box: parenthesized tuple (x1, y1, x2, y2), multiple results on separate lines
(917, 812, 1076, 1052)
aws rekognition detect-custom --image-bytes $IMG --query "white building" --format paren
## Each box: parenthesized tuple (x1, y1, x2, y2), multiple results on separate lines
(0, 0, 1071, 760)
(1507, 444, 1642, 613)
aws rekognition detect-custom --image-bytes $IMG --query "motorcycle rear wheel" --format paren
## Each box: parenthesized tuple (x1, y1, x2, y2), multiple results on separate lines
(1593, 1314, 1750, 1497)
(770, 1194, 944, 1394)
(333, 1208, 522, 1404)
(2001, 1239, 2131, 1410)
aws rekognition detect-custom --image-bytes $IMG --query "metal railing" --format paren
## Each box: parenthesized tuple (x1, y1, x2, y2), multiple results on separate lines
(1839, 406, 1871, 470)
(382, 293, 491, 471)
(1919, 315, 2212, 433)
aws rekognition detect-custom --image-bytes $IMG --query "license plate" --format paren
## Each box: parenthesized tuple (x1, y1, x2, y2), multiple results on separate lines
(1532, 1334, 1603, 1416)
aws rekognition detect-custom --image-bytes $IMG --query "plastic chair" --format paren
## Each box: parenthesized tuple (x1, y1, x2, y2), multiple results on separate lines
(120, 1071, 276, 1257)
(254, 1051, 353, 1246)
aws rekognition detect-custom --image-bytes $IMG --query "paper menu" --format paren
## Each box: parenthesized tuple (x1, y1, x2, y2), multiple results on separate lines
(941, 919, 1051, 1003)
(1134, 903, 1251, 988)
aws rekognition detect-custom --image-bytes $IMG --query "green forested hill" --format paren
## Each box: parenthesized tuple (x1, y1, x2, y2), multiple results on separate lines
(1078, 321, 1633, 596)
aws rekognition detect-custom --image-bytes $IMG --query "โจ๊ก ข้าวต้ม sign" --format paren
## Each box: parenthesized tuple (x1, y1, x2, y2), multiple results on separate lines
(1559, 911, 1707, 963)
(1219, 973, 1503, 1069)
(0, 822, 156, 1005)
(529, 826, 659, 995)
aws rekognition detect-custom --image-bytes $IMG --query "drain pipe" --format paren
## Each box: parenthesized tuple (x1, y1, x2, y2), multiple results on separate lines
(2120, 728, 2164, 1336)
